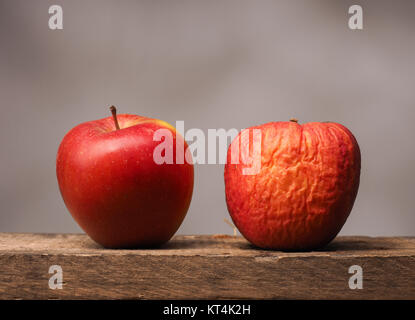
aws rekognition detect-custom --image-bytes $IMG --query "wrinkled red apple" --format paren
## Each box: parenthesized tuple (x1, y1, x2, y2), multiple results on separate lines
(57, 106, 193, 248)
(225, 119, 361, 251)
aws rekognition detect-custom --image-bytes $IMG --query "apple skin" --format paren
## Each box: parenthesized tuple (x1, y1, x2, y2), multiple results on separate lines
(57, 113, 193, 248)
(224, 121, 361, 251)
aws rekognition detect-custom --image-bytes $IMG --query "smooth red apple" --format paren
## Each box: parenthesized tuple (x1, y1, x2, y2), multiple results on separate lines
(224, 119, 361, 251)
(56, 106, 193, 248)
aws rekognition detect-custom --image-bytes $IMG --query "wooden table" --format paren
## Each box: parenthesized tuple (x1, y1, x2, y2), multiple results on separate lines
(0, 233, 414, 299)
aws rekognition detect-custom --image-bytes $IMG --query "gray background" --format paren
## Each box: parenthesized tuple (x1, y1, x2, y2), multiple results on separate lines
(0, 0, 414, 236)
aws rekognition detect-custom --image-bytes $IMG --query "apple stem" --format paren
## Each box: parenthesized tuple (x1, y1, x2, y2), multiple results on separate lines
(110, 106, 121, 130)
(290, 118, 299, 123)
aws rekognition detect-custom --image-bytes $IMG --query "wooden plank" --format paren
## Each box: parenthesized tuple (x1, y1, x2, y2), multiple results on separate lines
(0, 233, 414, 299)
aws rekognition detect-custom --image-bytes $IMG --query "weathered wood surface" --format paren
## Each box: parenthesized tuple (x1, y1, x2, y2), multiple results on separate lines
(0, 233, 414, 300)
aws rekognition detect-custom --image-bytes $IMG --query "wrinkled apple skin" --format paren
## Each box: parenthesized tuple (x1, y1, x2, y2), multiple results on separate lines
(224, 121, 361, 251)
(57, 114, 193, 248)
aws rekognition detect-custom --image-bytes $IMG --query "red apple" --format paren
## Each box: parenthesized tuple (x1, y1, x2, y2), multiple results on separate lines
(224, 119, 361, 251)
(56, 106, 193, 248)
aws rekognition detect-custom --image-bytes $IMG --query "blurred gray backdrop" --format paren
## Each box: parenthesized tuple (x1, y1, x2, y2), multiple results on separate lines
(0, 0, 414, 236)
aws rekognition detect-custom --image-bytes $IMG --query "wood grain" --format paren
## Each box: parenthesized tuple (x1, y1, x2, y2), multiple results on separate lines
(0, 233, 414, 299)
